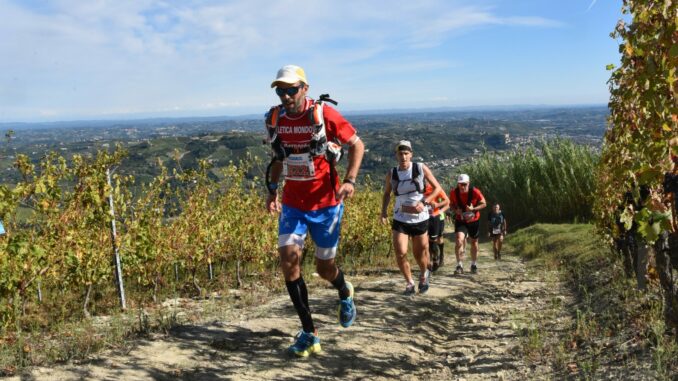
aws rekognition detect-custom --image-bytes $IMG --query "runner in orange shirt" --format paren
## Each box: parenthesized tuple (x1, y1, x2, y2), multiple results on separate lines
(423, 182, 449, 271)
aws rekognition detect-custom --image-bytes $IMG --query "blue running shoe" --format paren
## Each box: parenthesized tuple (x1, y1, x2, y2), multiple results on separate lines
(338, 281, 356, 328)
(288, 330, 321, 357)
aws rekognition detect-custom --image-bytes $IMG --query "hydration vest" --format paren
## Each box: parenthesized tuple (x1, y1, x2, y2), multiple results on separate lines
(455, 185, 476, 211)
(490, 212, 504, 228)
(264, 95, 343, 194)
(391, 162, 425, 196)
(265, 94, 343, 163)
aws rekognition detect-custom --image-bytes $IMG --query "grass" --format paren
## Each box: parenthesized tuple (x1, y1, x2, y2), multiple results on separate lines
(506, 223, 678, 379)
(459, 138, 598, 231)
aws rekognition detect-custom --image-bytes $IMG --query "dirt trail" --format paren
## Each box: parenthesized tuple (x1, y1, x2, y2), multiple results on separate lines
(12, 246, 560, 380)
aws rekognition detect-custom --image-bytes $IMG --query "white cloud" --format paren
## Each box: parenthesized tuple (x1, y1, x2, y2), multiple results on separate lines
(0, 0, 569, 121)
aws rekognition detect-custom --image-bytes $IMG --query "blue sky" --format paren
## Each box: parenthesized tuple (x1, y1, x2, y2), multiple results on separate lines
(0, 0, 624, 122)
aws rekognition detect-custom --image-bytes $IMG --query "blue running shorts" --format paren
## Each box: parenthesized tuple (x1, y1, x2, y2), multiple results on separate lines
(278, 203, 344, 260)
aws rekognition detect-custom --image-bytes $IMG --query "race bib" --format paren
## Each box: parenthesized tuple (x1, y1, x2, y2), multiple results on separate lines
(492, 227, 502, 235)
(283, 154, 315, 181)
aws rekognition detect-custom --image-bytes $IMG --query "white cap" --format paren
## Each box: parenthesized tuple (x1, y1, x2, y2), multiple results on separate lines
(395, 140, 412, 152)
(271, 65, 308, 88)
(457, 174, 470, 184)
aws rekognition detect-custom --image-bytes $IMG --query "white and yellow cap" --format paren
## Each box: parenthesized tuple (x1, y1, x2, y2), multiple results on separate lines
(271, 65, 308, 88)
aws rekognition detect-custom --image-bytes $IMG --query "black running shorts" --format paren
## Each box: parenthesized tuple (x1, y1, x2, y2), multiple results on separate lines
(490, 232, 504, 240)
(392, 219, 428, 237)
(428, 216, 444, 240)
(454, 219, 480, 239)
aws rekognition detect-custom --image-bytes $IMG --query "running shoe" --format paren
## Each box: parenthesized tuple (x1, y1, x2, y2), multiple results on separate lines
(418, 270, 431, 294)
(338, 281, 356, 328)
(288, 330, 321, 357)
(454, 265, 464, 275)
(404, 283, 416, 295)
(470, 264, 478, 274)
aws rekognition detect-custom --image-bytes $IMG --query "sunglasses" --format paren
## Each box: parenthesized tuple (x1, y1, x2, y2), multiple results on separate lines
(275, 85, 303, 97)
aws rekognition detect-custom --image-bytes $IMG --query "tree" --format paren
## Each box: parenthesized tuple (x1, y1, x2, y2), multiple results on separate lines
(595, 0, 677, 336)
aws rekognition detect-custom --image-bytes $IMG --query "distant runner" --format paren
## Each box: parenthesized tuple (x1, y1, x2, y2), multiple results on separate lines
(423, 182, 449, 271)
(381, 140, 444, 295)
(487, 203, 507, 260)
(448, 174, 486, 274)
(264, 65, 365, 357)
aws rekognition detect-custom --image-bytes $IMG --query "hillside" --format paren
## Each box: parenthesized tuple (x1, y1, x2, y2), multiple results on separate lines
(5, 244, 561, 380)
(0, 106, 607, 186)
(7, 225, 672, 380)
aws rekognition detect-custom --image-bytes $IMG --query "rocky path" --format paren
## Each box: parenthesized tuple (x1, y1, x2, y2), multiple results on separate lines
(11, 246, 561, 380)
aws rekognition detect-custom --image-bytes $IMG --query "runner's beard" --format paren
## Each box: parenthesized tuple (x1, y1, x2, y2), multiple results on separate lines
(284, 99, 303, 115)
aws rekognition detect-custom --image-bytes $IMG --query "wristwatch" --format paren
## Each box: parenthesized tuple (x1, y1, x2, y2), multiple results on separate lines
(266, 182, 278, 195)
(343, 178, 356, 186)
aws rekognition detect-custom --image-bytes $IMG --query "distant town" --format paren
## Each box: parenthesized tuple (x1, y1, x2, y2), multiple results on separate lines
(0, 105, 607, 185)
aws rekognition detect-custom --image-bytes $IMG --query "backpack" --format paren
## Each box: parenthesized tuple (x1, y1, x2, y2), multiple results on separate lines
(265, 94, 342, 162)
(391, 162, 425, 196)
(490, 212, 504, 228)
(454, 185, 476, 212)
(264, 95, 343, 195)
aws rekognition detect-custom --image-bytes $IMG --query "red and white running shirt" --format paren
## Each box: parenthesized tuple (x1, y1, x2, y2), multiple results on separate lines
(271, 98, 357, 211)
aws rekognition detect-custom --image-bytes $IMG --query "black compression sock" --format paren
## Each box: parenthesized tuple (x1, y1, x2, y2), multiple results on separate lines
(286, 277, 314, 333)
(331, 270, 350, 300)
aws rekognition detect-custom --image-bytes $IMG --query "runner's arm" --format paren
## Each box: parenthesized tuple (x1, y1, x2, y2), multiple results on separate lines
(266, 160, 283, 213)
(421, 164, 443, 207)
(469, 192, 487, 212)
(343, 135, 364, 184)
(380, 171, 392, 224)
(336, 135, 364, 201)
(448, 190, 461, 219)
(435, 190, 450, 215)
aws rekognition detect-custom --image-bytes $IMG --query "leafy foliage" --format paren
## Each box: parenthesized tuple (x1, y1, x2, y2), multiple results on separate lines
(594, 0, 677, 243)
(0, 148, 391, 337)
(459, 139, 598, 230)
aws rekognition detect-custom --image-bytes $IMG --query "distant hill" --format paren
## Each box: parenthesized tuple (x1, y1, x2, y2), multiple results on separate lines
(1, 104, 607, 131)
(0, 106, 607, 187)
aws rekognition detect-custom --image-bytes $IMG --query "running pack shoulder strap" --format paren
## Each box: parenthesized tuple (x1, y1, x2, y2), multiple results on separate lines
(265, 105, 286, 161)
(308, 94, 342, 160)
(492, 212, 504, 227)
(455, 185, 475, 211)
(264, 96, 344, 196)
(266, 95, 341, 161)
(391, 162, 424, 196)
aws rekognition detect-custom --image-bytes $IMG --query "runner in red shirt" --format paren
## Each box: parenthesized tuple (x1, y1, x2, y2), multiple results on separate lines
(448, 174, 486, 274)
(265, 65, 365, 357)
